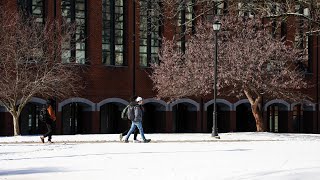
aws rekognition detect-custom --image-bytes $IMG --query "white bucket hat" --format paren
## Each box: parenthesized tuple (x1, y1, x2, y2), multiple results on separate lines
(135, 96, 143, 102)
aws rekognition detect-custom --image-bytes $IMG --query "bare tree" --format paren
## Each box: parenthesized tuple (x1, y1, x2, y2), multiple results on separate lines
(0, 9, 85, 136)
(150, 15, 310, 131)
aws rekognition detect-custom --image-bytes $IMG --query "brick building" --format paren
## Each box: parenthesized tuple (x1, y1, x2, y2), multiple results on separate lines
(0, 0, 320, 136)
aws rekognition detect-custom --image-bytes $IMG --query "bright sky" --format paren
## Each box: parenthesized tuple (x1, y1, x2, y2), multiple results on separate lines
(1, 132, 320, 180)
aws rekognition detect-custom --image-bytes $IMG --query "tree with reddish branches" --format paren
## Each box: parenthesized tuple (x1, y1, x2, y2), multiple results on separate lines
(150, 16, 310, 132)
(0, 9, 85, 136)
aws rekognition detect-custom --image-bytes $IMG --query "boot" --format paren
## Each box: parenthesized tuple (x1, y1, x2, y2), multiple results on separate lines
(119, 133, 123, 141)
(40, 136, 44, 143)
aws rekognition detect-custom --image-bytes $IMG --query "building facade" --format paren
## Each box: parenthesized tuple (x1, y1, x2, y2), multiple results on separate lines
(0, 0, 320, 136)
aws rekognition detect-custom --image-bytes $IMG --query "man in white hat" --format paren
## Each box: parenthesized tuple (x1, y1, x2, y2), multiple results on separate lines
(124, 96, 151, 143)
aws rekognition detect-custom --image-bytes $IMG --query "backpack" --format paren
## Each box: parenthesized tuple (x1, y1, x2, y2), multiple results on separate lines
(39, 106, 50, 123)
(127, 105, 135, 121)
(121, 105, 135, 121)
(121, 105, 130, 120)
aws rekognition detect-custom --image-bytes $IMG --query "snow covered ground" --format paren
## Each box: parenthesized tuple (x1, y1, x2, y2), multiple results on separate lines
(1, 132, 320, 180)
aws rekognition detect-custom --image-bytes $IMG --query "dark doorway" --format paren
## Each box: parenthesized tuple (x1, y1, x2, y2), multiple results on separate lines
(236, 103, 256, 132)
(292, 105, 303, 133)
(267, 104, 288, 133)
(143, 103, 166, 133)
(62, 102, 91, 134)
(173, 103, 197, 133)
(20, 103, 46, 135)
(100, 103, 127, 134)
(207, 104, 231, 133)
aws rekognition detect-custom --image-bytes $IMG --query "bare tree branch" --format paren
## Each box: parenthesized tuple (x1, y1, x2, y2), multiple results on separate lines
(0, 8, 86, 135)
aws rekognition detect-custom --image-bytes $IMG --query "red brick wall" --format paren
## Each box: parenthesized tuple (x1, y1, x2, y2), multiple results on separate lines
(1, 1, 320, 135)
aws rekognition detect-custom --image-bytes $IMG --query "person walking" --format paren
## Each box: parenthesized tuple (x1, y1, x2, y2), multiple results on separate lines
(119, 96, 139, 142)
(124, 96, 151, 143)
(40, 99, 56, 143)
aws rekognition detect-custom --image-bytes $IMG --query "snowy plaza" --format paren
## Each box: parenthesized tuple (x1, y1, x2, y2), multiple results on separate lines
(1, 133, 320, 180)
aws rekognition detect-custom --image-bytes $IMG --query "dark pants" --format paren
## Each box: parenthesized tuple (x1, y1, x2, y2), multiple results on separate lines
(43, 120, 56, 141)
(121, 128, 139, 140)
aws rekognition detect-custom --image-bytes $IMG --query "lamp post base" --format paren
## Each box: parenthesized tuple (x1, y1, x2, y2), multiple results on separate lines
(211, 134, 221, 139)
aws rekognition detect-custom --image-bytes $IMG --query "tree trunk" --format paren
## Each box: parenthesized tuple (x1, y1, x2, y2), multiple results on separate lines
(12, 115, 20, 136)
(244, 89, 267, 132)
(251, 103, 266, 132)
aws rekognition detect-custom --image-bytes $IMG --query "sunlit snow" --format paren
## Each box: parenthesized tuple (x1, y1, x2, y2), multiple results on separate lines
(1, 132, 320, 180)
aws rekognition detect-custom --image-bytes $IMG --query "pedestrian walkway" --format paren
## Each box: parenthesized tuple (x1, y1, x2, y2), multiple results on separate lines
(1, 132, 320, 144)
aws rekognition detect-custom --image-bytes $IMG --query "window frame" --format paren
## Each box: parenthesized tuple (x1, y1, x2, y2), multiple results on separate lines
(139, 0, 162, 67)
(61, 0, 87, 64)
(176, 0, 195, 53)
(102, 0, 126, 66)
(17, 0, 46, 23)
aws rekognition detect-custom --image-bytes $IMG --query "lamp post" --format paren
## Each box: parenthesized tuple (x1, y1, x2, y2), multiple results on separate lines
(132, 0, 136, 97)
(212, 20, 221, 138)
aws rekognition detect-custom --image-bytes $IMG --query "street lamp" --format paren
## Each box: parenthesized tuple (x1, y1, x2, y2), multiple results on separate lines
(132, 0, 136, 97)
(212, 20, 221, 138)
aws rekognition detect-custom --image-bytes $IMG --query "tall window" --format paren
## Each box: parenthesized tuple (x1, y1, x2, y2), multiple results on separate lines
(267, 3, 287, 40)
(238, 1, 254, 17)
(294, 3, 304, 49)
(61, 0, 86, 64)
(176, 0, 194, 53)
(270, 3, 278, 38)
(139, 0, 161, 67)
(295, 2, 312, 73)
(17, 0, 45, 23)
(206, 0, 227, 21)
(102, 0, 125, 66)
(280, 20, 287, 41)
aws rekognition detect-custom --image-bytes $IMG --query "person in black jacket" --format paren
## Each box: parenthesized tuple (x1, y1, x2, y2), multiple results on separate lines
(124, 96, 150, 143)
(119, 96, 139, 141)
(40, 99, 56, 143)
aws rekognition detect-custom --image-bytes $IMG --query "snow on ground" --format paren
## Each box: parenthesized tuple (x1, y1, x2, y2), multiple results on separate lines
(1, 133, 320, 180)
(1, 132, 320, 143)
